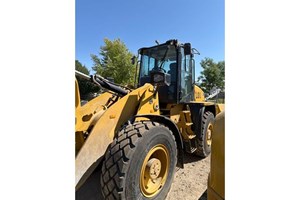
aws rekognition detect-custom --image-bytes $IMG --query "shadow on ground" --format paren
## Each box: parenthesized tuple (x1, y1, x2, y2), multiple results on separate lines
(183, 152, 205, 164)
(76, 166, 104, 200)
(198, 189, 207, 200)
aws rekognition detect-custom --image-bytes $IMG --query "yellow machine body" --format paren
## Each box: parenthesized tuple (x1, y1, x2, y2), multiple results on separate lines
(75, 77, 224, 189)
(207, 111, 225, 200)
(75, 40, 225, 197)
(193, 85, 205, 102)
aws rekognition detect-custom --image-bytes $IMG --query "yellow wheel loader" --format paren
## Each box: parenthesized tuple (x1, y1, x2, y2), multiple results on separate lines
(75, 39, 224, 199)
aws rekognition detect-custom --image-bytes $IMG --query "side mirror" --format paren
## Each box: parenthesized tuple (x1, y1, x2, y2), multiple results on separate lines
(184, 43, 192, 55)
(131, 56, 136, 65)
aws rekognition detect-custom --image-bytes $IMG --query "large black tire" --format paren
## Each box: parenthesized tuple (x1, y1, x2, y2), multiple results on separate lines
(194, 111, 214, 158)
(100, 121, 177, 200)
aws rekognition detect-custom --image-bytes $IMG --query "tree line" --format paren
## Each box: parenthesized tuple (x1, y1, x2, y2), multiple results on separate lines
(76, 38, 224, 97)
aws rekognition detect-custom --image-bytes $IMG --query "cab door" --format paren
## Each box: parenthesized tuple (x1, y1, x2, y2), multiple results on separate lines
(179, 47, 194, 103)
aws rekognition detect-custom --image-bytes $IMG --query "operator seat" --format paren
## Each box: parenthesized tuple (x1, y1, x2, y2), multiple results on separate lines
(168, 63, 177, 83)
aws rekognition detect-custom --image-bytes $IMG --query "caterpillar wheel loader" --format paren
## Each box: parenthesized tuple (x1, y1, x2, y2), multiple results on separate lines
(75, 39, 224, 199)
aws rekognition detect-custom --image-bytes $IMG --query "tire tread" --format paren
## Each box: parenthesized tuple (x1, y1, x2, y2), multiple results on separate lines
(101, 121, 176, 199)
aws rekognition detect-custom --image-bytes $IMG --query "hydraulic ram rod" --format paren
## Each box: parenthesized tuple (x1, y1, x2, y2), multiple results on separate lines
(75, 70, 128, 97)
(75, 70, 91, 80)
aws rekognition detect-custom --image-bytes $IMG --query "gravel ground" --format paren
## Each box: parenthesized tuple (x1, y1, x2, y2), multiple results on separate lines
(76, 153, 210, 200)
(166, 153, 210, 200)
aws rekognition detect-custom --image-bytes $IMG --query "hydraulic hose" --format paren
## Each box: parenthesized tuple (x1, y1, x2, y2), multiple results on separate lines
(93, 75, 128, 97)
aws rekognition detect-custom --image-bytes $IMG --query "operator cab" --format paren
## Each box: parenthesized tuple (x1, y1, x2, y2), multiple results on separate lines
(137, 39, 196, 105)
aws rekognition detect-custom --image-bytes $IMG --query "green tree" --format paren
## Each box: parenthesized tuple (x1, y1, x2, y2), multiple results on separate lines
(197, 58, 225, 94)
(76, 60, 90, 75)
(75, 60, 99, 99)
(91, 38, 135, 85)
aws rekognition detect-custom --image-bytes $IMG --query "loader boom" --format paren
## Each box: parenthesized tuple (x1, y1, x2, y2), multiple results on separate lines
(75, 83, 160, 189)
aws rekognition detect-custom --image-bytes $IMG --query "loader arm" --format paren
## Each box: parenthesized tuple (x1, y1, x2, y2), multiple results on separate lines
(75, 83, 160, 190)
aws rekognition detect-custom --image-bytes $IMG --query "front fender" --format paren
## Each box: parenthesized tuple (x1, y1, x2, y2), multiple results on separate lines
(132, 114, 184, 168)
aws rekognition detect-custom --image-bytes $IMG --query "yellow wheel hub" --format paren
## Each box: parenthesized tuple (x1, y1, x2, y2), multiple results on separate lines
(140, 144, 169, 197)
(206, 123, 213, 146)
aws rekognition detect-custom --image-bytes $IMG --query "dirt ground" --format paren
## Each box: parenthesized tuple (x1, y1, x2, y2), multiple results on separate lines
(166, 153, 210, 200)
(76, 153, 210, 200)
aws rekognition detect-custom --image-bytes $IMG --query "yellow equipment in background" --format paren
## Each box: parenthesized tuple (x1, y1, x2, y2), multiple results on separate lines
(75, 39, 224, 199)
(207, 111, 225, 200)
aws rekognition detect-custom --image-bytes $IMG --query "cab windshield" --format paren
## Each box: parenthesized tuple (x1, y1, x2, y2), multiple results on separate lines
(139, 45, 177, 78)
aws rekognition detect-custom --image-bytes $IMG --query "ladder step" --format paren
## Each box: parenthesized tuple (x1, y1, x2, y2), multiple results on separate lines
(188, 135, 196, 139)
(181, 110, 190, 113)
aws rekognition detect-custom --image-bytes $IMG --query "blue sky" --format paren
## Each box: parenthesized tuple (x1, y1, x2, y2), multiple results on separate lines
(76, 0, 224, 79)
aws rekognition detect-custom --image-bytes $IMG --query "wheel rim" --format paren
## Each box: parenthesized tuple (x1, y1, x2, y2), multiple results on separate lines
(140, 144, 169, 197)
(206, 123, 213, 146)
